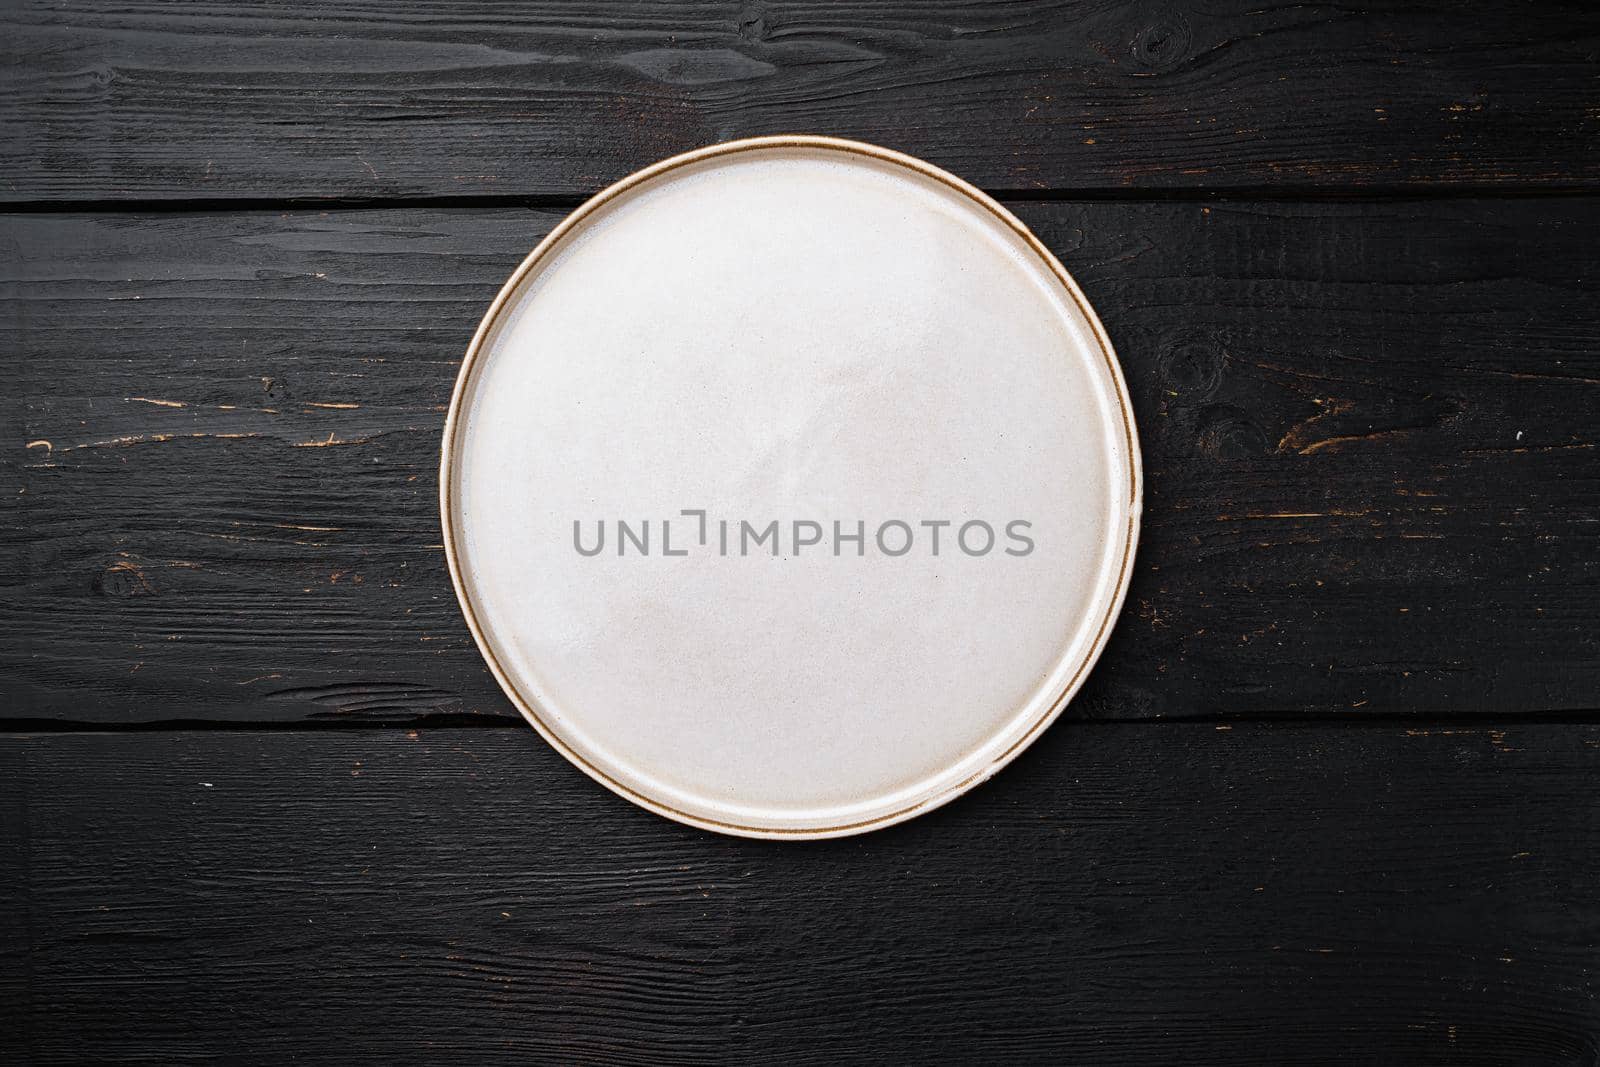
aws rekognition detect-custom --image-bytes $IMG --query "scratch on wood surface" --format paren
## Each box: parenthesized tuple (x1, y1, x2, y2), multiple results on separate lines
(304, 401, 361, 410)
(1276, 397, 1355, 453)
(1295, 428, 1411, 455)
(293, 432, 373, 448)
(125, 396, 187, 408)
(1456, 366, 1600, 387)
(1462, 441, 1595, 455)
(1219, 509, 1375, 520)
(47, 432, 263, 452)
(101, 558, 156, 596)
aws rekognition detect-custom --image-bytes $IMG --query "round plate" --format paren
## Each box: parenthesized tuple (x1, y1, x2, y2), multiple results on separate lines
(442, 136, 1140, 838)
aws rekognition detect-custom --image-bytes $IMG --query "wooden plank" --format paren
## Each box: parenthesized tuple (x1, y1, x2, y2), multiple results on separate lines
(4, 200, 1598, 724)
(4, 2, 1600, 201)
(3, 723, 1598, 1063)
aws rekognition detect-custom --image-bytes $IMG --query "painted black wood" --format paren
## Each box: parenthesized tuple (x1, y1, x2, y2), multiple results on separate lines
(5, 200, 1597, 724)
(5, 5, 1600, 1061)
(4, 1, 1600, 201)
(3, 724, 1598, 1065)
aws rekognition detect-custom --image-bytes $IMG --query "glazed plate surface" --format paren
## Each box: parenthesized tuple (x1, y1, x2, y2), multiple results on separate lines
(442, 137, 1140, 837)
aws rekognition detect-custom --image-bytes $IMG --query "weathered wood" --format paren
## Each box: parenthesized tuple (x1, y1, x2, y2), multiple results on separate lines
(5, 200, 1598, 724)
(3, 723, 1598, 1064)
(4, 1, 1600, 201)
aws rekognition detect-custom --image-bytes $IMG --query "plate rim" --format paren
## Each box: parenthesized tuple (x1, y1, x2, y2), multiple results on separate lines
(439, 134, 1143, 839)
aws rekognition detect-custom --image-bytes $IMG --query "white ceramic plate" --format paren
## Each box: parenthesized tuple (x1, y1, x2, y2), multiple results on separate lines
(442, 136, 1140, 838)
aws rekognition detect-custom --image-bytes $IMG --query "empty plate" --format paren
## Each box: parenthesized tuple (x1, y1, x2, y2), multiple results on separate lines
(441, 136, 1140, 838)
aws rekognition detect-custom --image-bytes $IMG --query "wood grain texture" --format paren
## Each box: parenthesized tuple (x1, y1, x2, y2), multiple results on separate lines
(4, 0, 1600, 201)
(5, 199, 1598, 724)
(3, 723, 1598, 1064)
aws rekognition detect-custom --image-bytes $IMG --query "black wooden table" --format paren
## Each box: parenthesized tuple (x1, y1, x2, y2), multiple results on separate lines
(5, 3, 1599, 1063)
